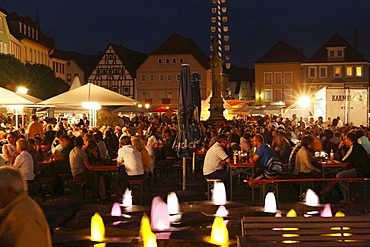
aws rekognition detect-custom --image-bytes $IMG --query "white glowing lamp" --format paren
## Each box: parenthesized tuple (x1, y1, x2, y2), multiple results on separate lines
(210, 217, 229, 245)
(122, 188, 132, 207)
(298, 96, 310, 108)
(212, 182, 227, 205)
(91, 212, 105, 242)
(82, 101, 101, 110)
(305, 189, 320, 206)
(17, 86, 28, 94)
(320, 204, 332, 217)
(264, 192, 277, 213)
(111, 202, 122, 216)
(150, 196, 170, 231)
(140, 214, 157, 247)
(167, 192, 180, 215)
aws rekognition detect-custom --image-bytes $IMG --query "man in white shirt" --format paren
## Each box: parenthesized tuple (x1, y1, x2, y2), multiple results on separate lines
(203, 134, 231, 198)
(12, 139, 35, 181)
(116, 136, 145, 197)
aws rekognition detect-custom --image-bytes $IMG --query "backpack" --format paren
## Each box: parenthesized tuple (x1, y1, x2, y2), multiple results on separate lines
(264, 157, 282, 179)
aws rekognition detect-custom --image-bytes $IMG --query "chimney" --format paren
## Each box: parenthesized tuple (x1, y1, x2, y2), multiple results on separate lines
(354, 29, 359, 50)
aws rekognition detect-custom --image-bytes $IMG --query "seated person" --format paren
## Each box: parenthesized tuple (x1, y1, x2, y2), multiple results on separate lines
(294, 136, 321, 178)
(203, 134, 231, 198)
(322, 132, 370, 200)
(12, 139, 35, 183)
(70, 136, 106, 200)
(249, 134, 277, 180)
(116, 136, 145, 197)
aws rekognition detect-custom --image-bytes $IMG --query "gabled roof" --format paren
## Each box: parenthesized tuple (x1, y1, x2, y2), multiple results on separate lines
(224, 66, 254, 94)
(6, 12, 54, 49)
(108, 43, 147, 78)
(307, 33, 368, 62)
(57, 50, 101, 80)
(151, 33, 210, 69)
(255, 40, 307, 63)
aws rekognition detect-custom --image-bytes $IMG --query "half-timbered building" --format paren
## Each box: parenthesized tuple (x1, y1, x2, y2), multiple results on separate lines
(87, 43, 147, 98)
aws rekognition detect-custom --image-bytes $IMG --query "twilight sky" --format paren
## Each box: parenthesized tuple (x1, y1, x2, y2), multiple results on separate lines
(2, 0, 370, 67)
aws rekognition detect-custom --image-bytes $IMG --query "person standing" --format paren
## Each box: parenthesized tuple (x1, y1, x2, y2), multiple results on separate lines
(0, 166, 52, 247)
(27, 115, 44, 139)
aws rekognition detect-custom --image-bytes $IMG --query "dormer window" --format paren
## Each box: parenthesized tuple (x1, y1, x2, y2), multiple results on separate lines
(327, 47, 345, 58)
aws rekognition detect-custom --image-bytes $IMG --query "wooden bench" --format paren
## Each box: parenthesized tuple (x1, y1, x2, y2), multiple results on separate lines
(237, 215, 370, 246)
(245, 177, 369, 204)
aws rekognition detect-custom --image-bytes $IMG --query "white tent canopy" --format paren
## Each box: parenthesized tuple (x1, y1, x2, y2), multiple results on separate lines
(201, 92, 232, 110)
(200, 92, 234, 121)
(69, 76, 82, 91)
(0, 87, 36, 105)
(40, 83, 138, 106)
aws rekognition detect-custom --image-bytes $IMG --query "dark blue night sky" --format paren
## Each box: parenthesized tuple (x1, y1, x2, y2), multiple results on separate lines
(2, 0, 370, 67)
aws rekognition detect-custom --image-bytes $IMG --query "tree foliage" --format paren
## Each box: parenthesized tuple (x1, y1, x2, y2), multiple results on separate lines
(0, 54, 69, 100)
(97, 110, 124, 127)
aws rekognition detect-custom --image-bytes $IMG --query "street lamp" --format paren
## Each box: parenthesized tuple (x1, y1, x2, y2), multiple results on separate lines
(16, 86, 28, 127)
(298, 96, 310, 108)
(17, 86, 28, 94)
(145, 103, 150, 109)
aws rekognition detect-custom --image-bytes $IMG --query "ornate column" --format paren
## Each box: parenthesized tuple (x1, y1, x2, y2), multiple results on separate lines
(208, 36, 225, 122)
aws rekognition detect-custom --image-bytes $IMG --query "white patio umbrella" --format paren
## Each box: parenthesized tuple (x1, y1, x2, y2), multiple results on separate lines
(39, 83, 138, 127)
(0, 87, 39, 129)
(69, 76, 82, 91)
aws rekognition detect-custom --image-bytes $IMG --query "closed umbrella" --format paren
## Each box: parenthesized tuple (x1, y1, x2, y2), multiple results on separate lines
(173, 65, 202, 190)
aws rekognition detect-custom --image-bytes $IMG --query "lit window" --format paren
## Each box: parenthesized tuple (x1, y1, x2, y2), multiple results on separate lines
(264, 72, 272, 85)
(308, 66, 316, 78)
(264, 89, 272, 102)
(333, 66, 341, 77)
(355, 66, 363, 77)
(346, 66, 353, 77)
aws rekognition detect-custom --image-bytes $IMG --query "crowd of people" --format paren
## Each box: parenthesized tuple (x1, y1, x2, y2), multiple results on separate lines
(0, 112, 369, 246)
(203, 114, 370, 200)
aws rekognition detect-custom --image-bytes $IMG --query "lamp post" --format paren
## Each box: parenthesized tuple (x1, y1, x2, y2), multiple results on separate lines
(16, 86, 28, 128)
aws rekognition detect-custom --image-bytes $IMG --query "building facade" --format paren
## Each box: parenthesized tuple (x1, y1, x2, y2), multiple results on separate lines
(254, 40, 307, 106)
(136, 33, 212, 109)
(87, 43, 147, 98)
(301, 32, 369, 94)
